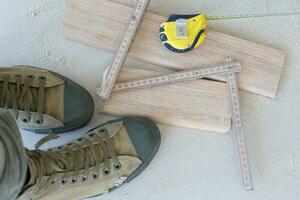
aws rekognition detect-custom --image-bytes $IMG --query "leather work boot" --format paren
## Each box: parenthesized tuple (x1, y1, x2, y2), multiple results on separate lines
(0, 66, 94, 134)
(17, 117, 161, 200)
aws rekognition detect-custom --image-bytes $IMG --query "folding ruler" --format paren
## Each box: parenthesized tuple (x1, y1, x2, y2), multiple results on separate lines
(111, 58, 254, 190)
(97, 0, 151, 105)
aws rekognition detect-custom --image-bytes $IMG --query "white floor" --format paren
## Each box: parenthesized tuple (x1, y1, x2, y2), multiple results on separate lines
(1, 0, 300, 199)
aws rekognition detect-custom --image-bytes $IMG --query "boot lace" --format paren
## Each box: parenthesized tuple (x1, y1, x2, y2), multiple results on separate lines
(0, 74, 46, 124)
(28, 128, 122, 197)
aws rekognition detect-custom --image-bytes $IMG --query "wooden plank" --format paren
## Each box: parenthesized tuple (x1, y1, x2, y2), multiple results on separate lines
(103, 68, 231, 133)
(63, 0, 286, 98)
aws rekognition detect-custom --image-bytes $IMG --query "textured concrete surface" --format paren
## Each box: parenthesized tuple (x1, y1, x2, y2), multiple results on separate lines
(1, 0, 300, 199)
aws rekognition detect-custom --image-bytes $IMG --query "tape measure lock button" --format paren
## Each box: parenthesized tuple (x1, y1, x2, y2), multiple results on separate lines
(159, 14, 207, 53)
(175, 18, 188, 38)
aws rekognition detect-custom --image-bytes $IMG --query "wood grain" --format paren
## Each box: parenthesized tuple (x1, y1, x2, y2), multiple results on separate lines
(102, 68, 231, 133)
(63, 0, 286, 98)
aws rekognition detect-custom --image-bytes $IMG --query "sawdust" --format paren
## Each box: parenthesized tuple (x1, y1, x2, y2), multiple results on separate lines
(35, 39, 67, 72)
(39, 52, 67, 72)
(290, 155, 295, 171)
(26, 0, 69, 17)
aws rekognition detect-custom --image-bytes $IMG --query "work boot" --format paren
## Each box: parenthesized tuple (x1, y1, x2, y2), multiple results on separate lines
(0, 66, 94, 134)
(18, 117, 161, 200)
(0, 111, 28, 200)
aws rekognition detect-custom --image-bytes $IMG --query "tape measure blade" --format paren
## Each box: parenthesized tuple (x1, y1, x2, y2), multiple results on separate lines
(227, 72, 253, 190)
(98, 0, 151, 100)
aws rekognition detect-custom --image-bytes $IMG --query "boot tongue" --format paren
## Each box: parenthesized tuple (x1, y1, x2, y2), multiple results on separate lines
(18, 151, 47, 199)
(22, 153, 39, 191)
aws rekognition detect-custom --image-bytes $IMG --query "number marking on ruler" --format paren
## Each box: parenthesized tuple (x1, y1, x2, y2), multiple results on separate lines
(97, 0, 151, 100)
(227, 70, 253, 190)
(111, 61, 241, 92)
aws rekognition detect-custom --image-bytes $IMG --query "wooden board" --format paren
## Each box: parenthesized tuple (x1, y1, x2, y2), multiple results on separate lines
(63, 0, 286, 98)
(103, 68, 231, 133)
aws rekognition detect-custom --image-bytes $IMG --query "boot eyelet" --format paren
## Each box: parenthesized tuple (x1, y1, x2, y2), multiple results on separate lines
(89, 133, 95, 137)
(103, 168, 110, 176)
(39, 76, 46, 80)
(60, 179, 66, 186)
(114, 163, 122, 170)
(77, 138, 83, 142)
(22, 118, 30, 123)
(27, 75, 34, 79)
(93, 173, 99, 179)
(81, 176, 88, 182)
(71, 178, 77, 184)
(36, 120, 43, 125)
(67, 143, 73, 146)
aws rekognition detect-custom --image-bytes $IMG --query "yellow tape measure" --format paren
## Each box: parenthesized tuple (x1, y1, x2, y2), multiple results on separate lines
(159, 12, 300, 53)
(160, 14, 207, 53)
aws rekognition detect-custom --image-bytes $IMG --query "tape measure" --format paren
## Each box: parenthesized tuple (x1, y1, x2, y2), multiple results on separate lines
(97, 0, 151, 103)
(112, 58, 253, 190)
(160, 11, 300, 53)
(160, 14, 207, 53)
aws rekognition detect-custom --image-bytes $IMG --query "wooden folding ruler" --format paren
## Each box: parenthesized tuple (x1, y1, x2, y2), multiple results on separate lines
(111, 58, 254, 190)
(97, 0, 151, 105)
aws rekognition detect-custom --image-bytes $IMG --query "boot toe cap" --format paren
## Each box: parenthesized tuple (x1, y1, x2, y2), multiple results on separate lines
(123, 117, 161, 181)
